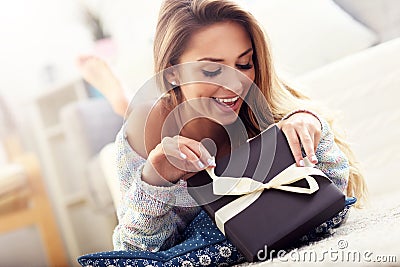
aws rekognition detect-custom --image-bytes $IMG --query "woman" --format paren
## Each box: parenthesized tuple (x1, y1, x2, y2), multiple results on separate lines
(87, 0, 366, 254)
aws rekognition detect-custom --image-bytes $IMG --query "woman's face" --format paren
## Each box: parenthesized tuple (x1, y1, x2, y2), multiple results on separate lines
(174, 21, 255, 125)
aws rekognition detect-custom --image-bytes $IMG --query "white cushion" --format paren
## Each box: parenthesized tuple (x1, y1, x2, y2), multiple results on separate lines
(246, 0, 379, 78)
(0, 163, 26, 196)
(293, 37, 400, 197)
(99, 143, 120, 209)
(334, 0, 400, 42)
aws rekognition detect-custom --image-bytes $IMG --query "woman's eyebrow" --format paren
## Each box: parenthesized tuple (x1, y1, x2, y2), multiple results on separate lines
(197, 48, 253, 62)
(196, 57, 224, 62)
(238, 48, 253, 58)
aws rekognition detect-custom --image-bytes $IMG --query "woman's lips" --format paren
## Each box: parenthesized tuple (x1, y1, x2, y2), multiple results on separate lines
(211, 95, 241, 112)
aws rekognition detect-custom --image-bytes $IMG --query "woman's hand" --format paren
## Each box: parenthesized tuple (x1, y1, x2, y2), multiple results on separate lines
(142, 135, 215, 186)
(276, 112, 322, 167)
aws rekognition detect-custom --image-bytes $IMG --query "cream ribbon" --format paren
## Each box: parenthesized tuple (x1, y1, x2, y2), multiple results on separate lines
(205, 158, 327, 235)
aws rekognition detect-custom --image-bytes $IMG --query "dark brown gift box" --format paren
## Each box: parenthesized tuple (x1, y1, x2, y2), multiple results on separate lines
(187, 125, 345, 262)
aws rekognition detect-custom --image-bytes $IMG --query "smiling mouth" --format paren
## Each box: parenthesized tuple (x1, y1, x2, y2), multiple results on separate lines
(212, 96, 240, 107)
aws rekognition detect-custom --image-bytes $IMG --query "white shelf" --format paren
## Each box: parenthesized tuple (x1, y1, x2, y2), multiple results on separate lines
(30, 79, 115, 266)
(64, 192, 86, 207)
(45, 125, 63, 139)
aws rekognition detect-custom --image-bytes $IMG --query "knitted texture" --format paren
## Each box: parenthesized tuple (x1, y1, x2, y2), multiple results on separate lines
(315, 119, 349, 192)
(112, 126, 200, 251)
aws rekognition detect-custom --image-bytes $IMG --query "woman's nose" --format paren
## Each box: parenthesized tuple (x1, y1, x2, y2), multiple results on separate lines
(220, 68, 247, 95)
(224, 79, 242, 95)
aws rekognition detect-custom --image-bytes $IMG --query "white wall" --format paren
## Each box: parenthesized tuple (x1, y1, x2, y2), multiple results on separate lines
(0, 1, 94, 265)
(0, 0, 93, 101)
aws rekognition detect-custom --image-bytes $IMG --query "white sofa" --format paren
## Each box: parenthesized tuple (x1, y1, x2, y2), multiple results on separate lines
(294, 38, 400, 198)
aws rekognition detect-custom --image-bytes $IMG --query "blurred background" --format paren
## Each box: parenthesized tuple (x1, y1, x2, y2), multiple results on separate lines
(0, 0, 399, 266)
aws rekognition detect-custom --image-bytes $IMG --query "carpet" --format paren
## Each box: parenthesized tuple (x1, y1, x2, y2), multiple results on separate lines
(238, 192, 400, 266)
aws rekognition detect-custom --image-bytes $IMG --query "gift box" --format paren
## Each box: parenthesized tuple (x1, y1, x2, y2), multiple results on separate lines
(187, 125, 345, 262)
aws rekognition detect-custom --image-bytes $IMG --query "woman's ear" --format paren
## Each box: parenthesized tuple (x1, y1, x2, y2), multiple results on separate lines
(164, 64, 179, 86)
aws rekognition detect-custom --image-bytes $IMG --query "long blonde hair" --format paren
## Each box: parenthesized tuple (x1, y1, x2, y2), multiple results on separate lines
(153, 0, 367, 206)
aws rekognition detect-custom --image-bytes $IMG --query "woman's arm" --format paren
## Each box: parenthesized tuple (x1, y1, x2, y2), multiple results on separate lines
(314, 118, 349, 192)
(112, 128, 201, 251)
(113, 98, 217, 251)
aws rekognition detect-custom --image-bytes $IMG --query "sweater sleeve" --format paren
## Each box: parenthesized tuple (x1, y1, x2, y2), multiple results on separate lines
(314, 118, 349, 193)
(112, 126, 201, 252)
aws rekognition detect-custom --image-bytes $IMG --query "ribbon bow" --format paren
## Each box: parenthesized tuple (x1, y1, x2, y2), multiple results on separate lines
(205, 157, 327, 234)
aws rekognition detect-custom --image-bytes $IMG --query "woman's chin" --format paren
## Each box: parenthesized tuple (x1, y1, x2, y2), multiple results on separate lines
(207, 100, 242, 125)
(181, 98, 243, 126)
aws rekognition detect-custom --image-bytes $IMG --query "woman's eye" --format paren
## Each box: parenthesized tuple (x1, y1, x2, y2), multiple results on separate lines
(202, 68, 222, 77)
(236, 63, 253, 70)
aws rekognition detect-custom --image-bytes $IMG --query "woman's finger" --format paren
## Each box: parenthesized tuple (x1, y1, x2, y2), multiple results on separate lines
(279, 112, 322, 165)
(161, 138, 197, 172)
(161, 136, 187, 160)
(182, 137, 215, 169)
(296, 125, 318, 164)
(162, 136, 214, 172)
(281, 125, 304, 166)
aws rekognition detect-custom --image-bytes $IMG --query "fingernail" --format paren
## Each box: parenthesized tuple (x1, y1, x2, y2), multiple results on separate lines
(198, 161, 205, 169)
(299, 159, 305, 167)
(207, 158, 216, 167)
(179, 152, 187, 159)
(311, 155, 318, 163)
